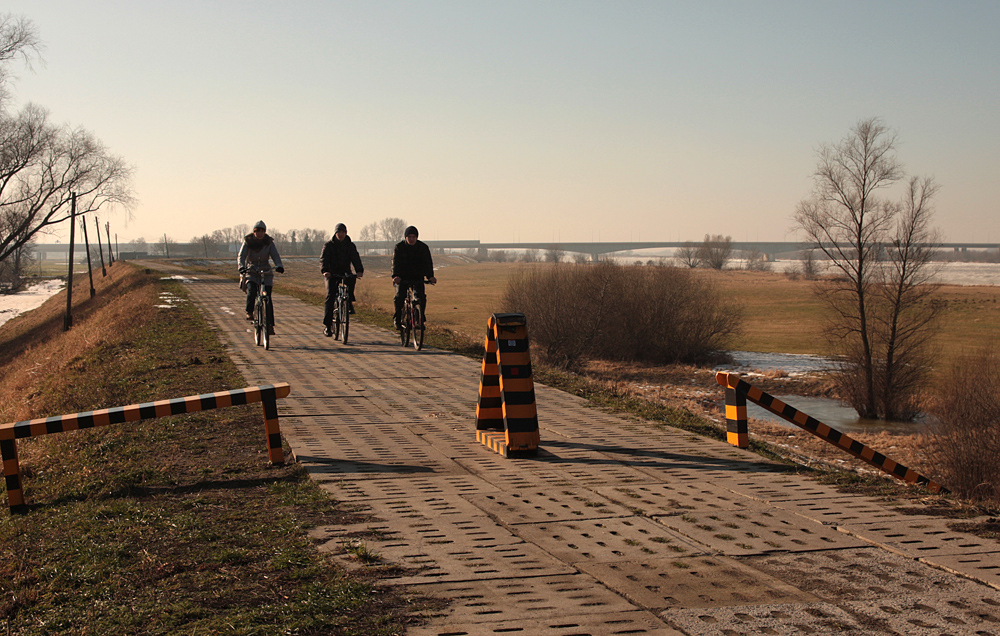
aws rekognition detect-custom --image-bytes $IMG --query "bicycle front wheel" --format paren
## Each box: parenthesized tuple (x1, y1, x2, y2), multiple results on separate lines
(262, 298, 272, 351)
(412, 305, 424, 351)
(400, 306, 411, 346)
(333, 299, 342, 340)
(253, 302, 263, 347)
(341, 299, 350, 345)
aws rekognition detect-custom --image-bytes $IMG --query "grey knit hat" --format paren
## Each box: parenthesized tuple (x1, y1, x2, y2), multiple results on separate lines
(253, 220, 266, 231)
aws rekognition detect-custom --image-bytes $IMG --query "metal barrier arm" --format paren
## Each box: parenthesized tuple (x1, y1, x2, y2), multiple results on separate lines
(716, 372, 947, 494)
(1, 383, 291, 513)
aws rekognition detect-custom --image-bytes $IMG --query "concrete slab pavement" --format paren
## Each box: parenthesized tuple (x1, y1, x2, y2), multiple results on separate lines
(164, 266, 1000, 636)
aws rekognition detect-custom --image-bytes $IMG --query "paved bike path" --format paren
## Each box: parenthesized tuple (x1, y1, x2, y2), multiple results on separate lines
(167, 266, 1000, 636)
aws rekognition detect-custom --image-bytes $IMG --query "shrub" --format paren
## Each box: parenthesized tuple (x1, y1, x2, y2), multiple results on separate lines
(929, 346, 1000, 502)
(501, 262, 742, 369)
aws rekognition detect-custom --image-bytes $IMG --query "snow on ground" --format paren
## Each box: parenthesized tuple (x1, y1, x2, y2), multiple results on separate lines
(0, 280, 65, 329)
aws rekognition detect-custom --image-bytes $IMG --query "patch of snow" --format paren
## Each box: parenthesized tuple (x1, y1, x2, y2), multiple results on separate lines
(0, 279, 65, 329)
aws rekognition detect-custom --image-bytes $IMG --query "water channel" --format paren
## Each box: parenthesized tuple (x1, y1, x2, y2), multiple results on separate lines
(716, 351, 930, 434)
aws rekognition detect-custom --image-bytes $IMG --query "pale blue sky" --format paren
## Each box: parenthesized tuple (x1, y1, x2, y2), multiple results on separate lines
(6, 0, 999, 244)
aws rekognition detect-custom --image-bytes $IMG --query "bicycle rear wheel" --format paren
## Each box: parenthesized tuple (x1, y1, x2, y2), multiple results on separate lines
(412, 305, 424, 351)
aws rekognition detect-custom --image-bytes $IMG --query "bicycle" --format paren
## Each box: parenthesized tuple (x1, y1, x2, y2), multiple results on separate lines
(243, 265, 273, 350)
(398, 278, 433, 351)
(331, 274, 355, 344)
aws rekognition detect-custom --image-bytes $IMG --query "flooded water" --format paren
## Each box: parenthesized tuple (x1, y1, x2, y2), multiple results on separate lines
(716, 351, 928, 434)
(744, 394, 930, 434)
(0, 279, 65, 329)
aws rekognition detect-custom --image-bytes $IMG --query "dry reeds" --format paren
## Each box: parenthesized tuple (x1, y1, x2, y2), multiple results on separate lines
(929, 346, 1000, 502)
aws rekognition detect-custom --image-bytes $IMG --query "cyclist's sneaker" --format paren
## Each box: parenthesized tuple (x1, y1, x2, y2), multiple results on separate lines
(393, 318, 401, 330)
(349, 306, 356, 315)
(324, 326, 332, 337)
(268, 326, 275, 336)
(245, 312, 253, 321)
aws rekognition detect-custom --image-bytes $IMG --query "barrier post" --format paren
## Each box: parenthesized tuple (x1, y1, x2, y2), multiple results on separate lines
(716, 372, 948, 493)
(723, 380, 749, 449)
(476, 313, 540, 457)
(1, 383, 291, 513)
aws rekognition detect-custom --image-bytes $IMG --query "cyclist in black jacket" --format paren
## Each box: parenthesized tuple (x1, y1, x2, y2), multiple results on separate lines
(391, 225, 436, 329)
(320, 223, 364, 337)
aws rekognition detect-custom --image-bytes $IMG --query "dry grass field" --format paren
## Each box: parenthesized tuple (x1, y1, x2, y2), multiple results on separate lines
(201, 255, 1000, 378)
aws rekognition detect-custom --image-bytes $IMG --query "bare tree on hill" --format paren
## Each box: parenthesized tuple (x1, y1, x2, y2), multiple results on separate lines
(795, 117, 942, 420)
(0, 16, 136, 268)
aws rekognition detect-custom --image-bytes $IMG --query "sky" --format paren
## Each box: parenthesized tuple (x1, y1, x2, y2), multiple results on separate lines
(4, 0, 999, 245)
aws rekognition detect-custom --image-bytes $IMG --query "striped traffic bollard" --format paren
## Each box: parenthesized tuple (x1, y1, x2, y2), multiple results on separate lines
(476, 313, 540, 457)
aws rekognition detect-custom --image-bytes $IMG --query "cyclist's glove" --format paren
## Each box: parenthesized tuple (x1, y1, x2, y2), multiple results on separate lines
(275, 266, 284, 273)
(238, 267, 247, 274)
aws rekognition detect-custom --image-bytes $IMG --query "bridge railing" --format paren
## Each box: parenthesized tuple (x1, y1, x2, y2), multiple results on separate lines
(716, 372, 947, 493)
(1, 383, 291, 513)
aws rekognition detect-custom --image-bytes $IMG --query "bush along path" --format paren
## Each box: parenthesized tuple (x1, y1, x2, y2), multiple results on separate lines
(0, 263, 419, 635)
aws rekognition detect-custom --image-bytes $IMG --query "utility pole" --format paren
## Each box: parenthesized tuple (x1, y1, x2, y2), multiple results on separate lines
(95, 216, 107, 276)
(63, 193, 77, 331)
(81, 216, 96, 298)
(105, 222, 114, 266)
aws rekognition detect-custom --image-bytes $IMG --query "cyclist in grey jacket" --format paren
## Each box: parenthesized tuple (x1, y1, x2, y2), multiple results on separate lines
(237, 220, 284, 329)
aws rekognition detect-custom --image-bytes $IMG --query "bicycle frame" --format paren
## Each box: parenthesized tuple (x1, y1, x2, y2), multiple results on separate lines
(398, 278, 431, 351)
(332, 274, 354, 343)
(246, 265, 273, 350)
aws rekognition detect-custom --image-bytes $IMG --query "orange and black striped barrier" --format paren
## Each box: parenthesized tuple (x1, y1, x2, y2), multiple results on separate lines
(1, 383, 291, 513)
(716, 372, 947, 493)
(476, 313, 539, 457)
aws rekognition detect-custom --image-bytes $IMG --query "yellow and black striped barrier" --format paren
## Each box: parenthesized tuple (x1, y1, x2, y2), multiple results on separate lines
(476, 313, 539, 457)
(716, 372, 947, 493)
(1, 383, 291, 513)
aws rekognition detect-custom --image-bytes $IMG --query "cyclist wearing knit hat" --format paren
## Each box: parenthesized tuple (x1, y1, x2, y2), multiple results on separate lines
(391, 225, 436, 329)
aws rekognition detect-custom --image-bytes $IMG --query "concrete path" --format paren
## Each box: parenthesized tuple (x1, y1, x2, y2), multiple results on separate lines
(169, 267, 1000, 636)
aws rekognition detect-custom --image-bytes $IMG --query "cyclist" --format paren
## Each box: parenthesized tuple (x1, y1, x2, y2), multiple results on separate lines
(237, 220, 284, 334)
(391, 225, 436, 330)
(320, 222, 365, 337)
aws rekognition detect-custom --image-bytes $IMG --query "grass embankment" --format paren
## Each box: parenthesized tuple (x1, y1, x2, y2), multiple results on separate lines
(0, 263, 414, 635)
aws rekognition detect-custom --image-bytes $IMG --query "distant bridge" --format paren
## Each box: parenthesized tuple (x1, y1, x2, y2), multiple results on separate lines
(30, 240, 1000, 262)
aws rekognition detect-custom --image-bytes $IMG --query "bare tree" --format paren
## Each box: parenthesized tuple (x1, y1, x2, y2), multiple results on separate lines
(357, 222, 377, 254)
(544, 245, 563, 263)
(795, 117, 941, 420)
(696, 234, 733, 270)
(743, 248, 772, 272)
(0, 20, 135, 265)
(797, 248, 819, 279)
(0, 14, 41, 107)
(675, 241, 701, 268)
(378, 217, 408, 248)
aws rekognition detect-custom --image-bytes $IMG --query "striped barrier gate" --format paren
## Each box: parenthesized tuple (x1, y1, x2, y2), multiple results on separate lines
(1, 383, 291, 514)
(716, 372, 947, 493)
(476, 313, 540, 457)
